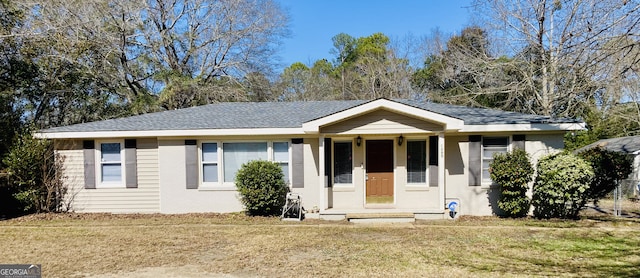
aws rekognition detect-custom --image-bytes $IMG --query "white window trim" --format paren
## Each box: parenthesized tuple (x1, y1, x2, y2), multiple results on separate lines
(95, 140, 125, 188)
(332, 139, 355, 187)
(481, 136, 511, 187)
(271, 141, 291, 186)
(199, 141, 222, 188)
(198, 140, 291, 189)
(406, 139, 429, 188)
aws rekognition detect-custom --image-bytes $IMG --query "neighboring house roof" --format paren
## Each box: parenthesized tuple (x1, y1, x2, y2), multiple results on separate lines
(36, 98, 584, 138)
(575, 135, 640, 155)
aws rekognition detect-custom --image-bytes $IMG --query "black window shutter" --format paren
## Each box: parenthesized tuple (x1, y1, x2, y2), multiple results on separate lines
(513, 134, 526, 150)
(124, 139, 138, 188)
(185, 140, 198, 189)
(468, 135, 482, 186)
(83, 140, 96, 189)
(291, 139, 304, 188)
(324, 138, 332, 188)
(429, 136, 439, 187)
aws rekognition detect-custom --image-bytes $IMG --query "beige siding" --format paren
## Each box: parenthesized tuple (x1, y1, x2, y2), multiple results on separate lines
(57, 139, 160, 213)
(525, 134, 564, 166)
(443, 136, 496, 216)
(321, 109, 443, 135)
(444, 133, 566, 216)
(289, 138, 320, 211)
(394, 141, 441, 210)
(328, 137, 441, 210)
(158, 139, 243, 213)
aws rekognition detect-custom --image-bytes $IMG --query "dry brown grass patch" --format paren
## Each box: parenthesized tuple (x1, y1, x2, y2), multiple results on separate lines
(1, 212, 639, 277)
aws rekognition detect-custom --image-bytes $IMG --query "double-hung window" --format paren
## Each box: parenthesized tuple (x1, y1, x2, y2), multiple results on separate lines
(407, 140, 427, 184)
(273, 142, 289, 183)
(202, 143, 218, 183)
(333, 141, 353, 185)
(199, 141, 291, 187)
(98, 142, 123, 186)
(482, 137, 509, 183)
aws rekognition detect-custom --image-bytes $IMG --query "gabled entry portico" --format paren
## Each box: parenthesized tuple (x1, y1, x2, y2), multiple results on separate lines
(307, 99, 456, 218)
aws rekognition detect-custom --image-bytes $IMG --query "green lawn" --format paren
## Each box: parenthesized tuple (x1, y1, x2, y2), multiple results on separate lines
(1, 212, 639, 277)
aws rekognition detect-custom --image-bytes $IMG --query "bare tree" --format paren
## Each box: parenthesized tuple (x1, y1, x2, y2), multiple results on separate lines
(474, 0, 640, 119)
(10, 0, 290, 118)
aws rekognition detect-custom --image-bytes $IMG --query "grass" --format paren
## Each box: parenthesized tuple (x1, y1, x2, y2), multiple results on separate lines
(1, 212, 639, 277)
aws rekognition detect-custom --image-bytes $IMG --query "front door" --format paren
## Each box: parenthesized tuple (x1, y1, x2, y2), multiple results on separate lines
(366, 140, 394, 204)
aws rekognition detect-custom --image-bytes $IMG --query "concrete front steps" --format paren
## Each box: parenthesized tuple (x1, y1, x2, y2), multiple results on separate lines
(347, 212, 415, 223)
(316, 209, 446, 222)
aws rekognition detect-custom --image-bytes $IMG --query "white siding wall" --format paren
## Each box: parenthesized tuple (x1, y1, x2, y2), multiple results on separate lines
(59, 138, 160, 213)
(328, 137, 441, 210)
(395, 141, 441, 210)
(289, 138, 320, 211)
(57, 131, 566, 216)
(444, 133, 565, 216)
(331, 138, 365, 209)
(158, 139, 243, 213)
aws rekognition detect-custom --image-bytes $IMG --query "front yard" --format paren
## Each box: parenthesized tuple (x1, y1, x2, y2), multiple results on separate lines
(1, 210, 639, 277)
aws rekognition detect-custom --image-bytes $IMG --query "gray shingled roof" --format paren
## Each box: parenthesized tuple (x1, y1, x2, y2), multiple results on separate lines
(575, 135, 640, 154)
(41, 99, 580, 133)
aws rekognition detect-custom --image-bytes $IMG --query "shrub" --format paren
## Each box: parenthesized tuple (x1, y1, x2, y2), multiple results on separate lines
(235, 160, 288, 216)
(489, 148, 534, 217)
(577, 147, 633, 202)
(2, 130, 67, 213)
(532, 153, 594, 219)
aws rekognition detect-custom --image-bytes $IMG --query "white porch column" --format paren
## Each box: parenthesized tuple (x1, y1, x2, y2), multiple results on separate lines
(318, 135, 326, 212)
(438, 132, 446, 211)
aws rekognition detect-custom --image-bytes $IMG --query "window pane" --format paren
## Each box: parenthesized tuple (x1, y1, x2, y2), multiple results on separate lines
(482, 168, 491, 182)
(407, 141, 426, 183)
(223, 142, 268, 182)
(102, 163, 121, 182)
(101, 143, 121, 162)
(483, 147, 507, 159)
(484, 137, 509, 146)
(202, 143, 217, 162)
(482, 137, 508, 183)
(273, 142, 289, 162)
(203, 164, 218, 182)
(334, 142, 352, 184)
(279, 163, 289, 183)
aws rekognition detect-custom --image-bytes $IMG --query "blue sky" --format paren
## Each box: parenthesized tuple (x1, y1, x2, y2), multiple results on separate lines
(276, 0, 473, 68)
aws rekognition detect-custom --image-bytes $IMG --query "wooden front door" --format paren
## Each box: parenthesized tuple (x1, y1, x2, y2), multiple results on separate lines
(366, 140, 394, 204)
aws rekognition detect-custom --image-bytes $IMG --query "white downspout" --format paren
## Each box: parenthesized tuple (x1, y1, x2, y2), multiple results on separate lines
(438, 132, 446, 212)
(318, 135, 325, 213)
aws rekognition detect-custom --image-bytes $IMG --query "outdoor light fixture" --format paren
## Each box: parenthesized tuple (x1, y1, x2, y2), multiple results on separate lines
(356, 136, 362, 147)
(398, 135, 404, 146)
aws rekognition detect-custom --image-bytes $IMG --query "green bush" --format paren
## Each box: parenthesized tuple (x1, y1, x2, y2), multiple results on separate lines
(532, 153, 594, 219)
(577, 147, 633, 202)
(489, 149, 534, 217)
(3, 130, 67, 213)
(235, 160, 288, 216)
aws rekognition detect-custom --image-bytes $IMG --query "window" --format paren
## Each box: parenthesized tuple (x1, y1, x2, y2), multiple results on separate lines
(334, 141, 353, 184)
(482, 137, 509, 183)
(407, 140, 426, 184)
(198, 141, 290, 186)
(273, 142, 289, 183)
(99, 142, 123, 185)
(223, 142, 268, 182)
(202, 143, 218, 183)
